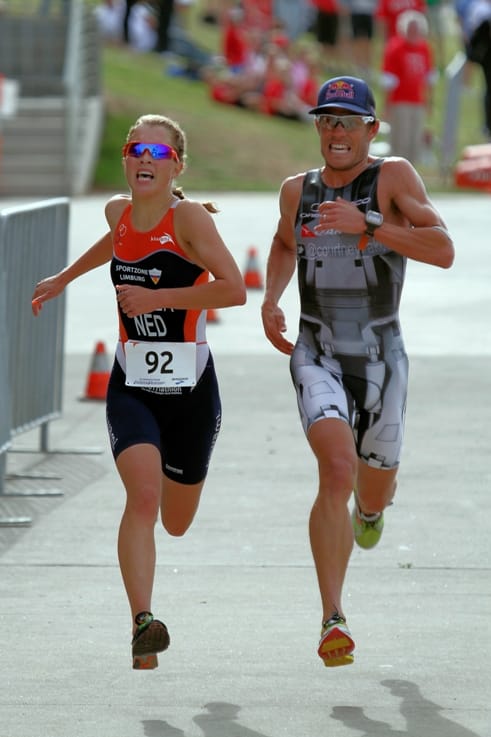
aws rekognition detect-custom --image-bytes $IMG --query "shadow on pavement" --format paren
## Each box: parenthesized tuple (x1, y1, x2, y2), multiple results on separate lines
(331, 679, 480, 736)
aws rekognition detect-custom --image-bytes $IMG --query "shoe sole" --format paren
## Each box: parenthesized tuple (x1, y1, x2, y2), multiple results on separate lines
(318, 625, 355, 667)
(133, 653, 159, 670)
(132, 620, 170, 670)
(322, 653, 355, 667)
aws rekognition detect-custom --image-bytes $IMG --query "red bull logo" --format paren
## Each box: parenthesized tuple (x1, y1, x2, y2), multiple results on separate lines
(323, 80, 355, 103)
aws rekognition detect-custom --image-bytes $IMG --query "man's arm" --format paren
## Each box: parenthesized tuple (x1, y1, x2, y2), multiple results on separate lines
(376, 158, 455, 268)
(261, 175, 302, 355)
(314, 158, 454, 269)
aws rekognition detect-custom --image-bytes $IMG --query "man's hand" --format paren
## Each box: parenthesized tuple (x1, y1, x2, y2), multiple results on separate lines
(261, 301, 294, 355)
(314, 197, 365, 235)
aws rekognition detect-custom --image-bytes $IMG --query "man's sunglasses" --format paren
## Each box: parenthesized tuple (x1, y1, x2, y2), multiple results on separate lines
(316, 114, 375, 131)
(122, 142, 179, 161)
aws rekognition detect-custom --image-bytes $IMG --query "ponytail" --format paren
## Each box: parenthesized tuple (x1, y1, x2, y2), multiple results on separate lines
(172, 186, 219, 214)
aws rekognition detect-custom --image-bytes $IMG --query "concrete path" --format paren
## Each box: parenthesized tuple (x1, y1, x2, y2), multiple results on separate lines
(0, 193, 490, 737)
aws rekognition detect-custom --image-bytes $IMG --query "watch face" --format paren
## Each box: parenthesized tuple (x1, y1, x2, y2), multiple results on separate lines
(366, 210, 383, 227)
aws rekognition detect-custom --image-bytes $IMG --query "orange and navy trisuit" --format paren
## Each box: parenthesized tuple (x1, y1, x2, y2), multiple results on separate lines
(105, 200, 222, 484)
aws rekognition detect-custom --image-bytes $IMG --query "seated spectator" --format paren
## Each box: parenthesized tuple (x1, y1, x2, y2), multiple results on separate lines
(290, 43, 321, 107)
(128, 0, 158, 52)
(249, 48, 312, 121)
(94, 0, 126, 44)
(222, 5, 251, 73)
(206, 26, 269, 106)
(164, 0, 215, 78)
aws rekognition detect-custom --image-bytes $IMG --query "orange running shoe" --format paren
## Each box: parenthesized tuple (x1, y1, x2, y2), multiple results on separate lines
(317, 613, 355, 667)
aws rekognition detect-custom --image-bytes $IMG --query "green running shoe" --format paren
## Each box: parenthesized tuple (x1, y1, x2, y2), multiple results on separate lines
(132, 611, 170, 670)
(352, 504, 384, 549)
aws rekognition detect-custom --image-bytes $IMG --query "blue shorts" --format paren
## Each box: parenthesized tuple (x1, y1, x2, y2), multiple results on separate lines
(106, 354, 222, 484)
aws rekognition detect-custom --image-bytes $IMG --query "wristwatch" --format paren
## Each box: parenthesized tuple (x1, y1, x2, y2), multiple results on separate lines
(364, 210, 384, 236)
(358, 210, 383, 251)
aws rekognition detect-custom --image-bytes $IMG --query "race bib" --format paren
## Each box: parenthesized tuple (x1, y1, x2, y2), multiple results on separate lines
(125, 341, 196, 388)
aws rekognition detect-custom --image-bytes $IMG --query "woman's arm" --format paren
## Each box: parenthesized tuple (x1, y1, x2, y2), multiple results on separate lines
(32, 231, 113, 315)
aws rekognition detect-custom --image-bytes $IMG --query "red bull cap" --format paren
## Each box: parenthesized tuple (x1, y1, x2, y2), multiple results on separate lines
(309, 76, 376, 116)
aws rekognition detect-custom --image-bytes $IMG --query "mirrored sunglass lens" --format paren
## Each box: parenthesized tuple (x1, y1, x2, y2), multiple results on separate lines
(127, 143, 174, 159)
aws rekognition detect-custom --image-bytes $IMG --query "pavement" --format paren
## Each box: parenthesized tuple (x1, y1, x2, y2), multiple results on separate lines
(0, 193, 490, 737)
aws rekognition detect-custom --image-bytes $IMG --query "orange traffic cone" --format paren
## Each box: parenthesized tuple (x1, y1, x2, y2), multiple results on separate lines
(83, 341, 111, 400)
(243, 246, 263, 290)
(207, 308, 220, 323)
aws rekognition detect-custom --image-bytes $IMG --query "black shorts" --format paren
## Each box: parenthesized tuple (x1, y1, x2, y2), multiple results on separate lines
(316, 11, 339, 46)
(106, 354, 222, 484)
(351, 14, 374, 39)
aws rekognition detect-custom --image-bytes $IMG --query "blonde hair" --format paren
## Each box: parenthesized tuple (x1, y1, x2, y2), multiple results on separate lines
(126, 114, 219, 213)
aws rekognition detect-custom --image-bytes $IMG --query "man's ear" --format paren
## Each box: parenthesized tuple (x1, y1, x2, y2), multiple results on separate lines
(369, 119, 381, 140)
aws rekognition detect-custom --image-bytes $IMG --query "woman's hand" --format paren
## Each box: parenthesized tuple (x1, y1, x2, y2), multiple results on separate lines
(116, 284, 161, 318)
(31, 273, 67, 316)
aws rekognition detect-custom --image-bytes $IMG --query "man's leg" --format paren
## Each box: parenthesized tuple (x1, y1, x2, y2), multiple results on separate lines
(307, 418, 357, 665)
(352, 462, 398, 549)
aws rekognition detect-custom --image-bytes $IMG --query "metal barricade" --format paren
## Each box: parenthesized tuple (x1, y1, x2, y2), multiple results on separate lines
(0, 270, 11, 457)
(0, 198, 69, 500)
(440, 51, 467, 182)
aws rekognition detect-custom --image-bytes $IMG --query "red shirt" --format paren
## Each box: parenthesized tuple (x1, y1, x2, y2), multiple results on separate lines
(382, 36, 434, 103)
(310, 0, 339, 12)
(376, 0, 427, 37)
(223, 22, 249, 68)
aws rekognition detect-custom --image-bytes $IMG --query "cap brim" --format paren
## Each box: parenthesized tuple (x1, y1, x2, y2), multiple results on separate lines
(309, 102, 374, 115)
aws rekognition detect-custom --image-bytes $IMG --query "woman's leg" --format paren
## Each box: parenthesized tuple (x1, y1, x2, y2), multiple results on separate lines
(116, 442, 163, 624)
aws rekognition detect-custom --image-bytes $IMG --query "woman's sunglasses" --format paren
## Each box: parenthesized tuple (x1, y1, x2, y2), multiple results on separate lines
(122, 142, 179, 161)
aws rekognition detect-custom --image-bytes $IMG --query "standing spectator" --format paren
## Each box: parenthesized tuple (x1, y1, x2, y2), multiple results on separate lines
(381, 9, 438, 163)
(426, 0, 445, 69)
(455, 0, 491, 136)
(310, 0, 345, 72)
(123, 0, 138, 42)
(376, 0, 427, 39)
(345, 0, 378, 74)
(273, 0, 314, 40)
(155, 0, 175, 52)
